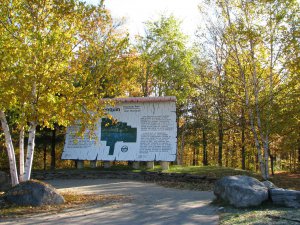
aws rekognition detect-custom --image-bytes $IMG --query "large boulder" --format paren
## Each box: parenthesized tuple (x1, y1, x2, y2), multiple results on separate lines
(262, 180, 277, 190)
(4, 180, 64, 206)
(0, 171, 11, 192)
(214, 175, 268, 208)
(270, 188, 300, 208)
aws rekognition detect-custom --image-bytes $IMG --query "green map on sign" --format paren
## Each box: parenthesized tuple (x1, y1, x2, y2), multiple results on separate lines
(101, 118, 137, 155)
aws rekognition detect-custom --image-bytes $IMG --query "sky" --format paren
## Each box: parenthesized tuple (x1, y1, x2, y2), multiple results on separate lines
(83, 0, 202, 40)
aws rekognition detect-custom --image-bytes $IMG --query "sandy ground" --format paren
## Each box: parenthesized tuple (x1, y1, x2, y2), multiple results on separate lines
(0, 179, 219, 225)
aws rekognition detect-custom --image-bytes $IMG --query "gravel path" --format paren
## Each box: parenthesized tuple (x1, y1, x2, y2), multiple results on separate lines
(0, 179, 219, 225)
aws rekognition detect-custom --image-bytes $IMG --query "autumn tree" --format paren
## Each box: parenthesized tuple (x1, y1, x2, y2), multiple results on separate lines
(0, 0, 128, 185)
(193, 0, 299, 178)
(134, 15, 195, 164)
(135, 15, 194, 100)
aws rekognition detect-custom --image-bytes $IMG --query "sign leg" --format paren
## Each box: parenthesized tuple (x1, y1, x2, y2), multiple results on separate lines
(103, 161, 111, 168)
(146, 161, 154, 169)
(90, 160, 97, 168)
(160, 161, 169, 170)
(76, 160, 84, 169)
(133, 162, 140, 169)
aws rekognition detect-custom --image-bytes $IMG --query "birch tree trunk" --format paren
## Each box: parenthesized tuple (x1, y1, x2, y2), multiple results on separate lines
(23, 122, 37, 181)
(221, 1, 268, 179)
(0, 111, 19, 186)
(250, 39, 269, 180)
(19, 126, 25, 182)
(241, 108, 246, 170)
(233, 38, 266, 178)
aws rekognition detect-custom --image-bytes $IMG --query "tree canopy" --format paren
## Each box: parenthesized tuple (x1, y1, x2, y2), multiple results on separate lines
(0, 0, 299, 182)
(0, 0, 129, 184)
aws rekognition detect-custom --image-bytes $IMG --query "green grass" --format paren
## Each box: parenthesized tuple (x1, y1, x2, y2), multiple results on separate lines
(164, 165, 261, 179)
(35, 165, 261, 179)
(94, 164, 261, 180)
(219, 203, 300, 225)
(33, 164, 300, 192)
(35, 165, 300, 190)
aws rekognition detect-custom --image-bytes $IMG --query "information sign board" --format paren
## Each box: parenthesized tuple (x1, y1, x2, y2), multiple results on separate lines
(61, 97, 177, 161)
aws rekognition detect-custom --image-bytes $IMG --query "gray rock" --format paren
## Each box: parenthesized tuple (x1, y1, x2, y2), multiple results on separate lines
(214, 175, 268, 208)
(262, 180, 277, 189)
(0, 171, 11, 192)
(4, 180, 64, 206)
(270, 188, 300, 208)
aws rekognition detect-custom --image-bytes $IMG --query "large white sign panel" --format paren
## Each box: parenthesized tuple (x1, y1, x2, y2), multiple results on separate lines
(62, 99, 177, 161)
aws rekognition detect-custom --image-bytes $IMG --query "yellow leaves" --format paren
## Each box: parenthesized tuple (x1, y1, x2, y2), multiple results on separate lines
(0, 0, 131, 133)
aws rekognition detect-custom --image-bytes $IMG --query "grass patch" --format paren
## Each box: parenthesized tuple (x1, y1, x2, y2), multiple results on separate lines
(219, 204, 300, 225)
(0, 191, 130, 219)
(163, 166, 300, 190)
(151, 166, 260, 191)
(164, 165, 260, 179)
(34, 165, 299, 190)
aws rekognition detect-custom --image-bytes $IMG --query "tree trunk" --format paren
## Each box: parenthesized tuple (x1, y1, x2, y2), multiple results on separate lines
(0, 111, 19, 186)
(19, 126, 25, 182)
(250, 39, 269, 180)
(44, 145, 47, 170)
(23, 122, 37, 181)
(250, 112, 266, 178)
(202, 129, 208, 166)
(256, 153, 259, 172)
(244, 64, 265, 178)
(231, 133, 237, 168)
(218, 122, 223, 166)
(179, 110, 187, 166)
(193, 148, 197, 166)
(298, 139, 300, 170)
(180, 129, 185, 165)
(143, 64, 150, 97)
(51, 128, 56, 170)
(222, 1, 267, 178)
(213, 145, 216, 164)
(241, 108, 246, 170)
(270, 154, 275, 176)
(225, 148, 229, 167)
(289, 152, 292, 172)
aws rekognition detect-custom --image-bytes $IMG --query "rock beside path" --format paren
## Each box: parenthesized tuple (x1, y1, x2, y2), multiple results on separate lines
(262, 180, 277, 189)
(214, 175, 268, 208)
(4, 180, 64, 206)
(270, 188, 300, 208)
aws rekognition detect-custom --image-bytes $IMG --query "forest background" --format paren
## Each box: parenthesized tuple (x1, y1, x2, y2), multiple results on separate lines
(0, 0, 299, 185)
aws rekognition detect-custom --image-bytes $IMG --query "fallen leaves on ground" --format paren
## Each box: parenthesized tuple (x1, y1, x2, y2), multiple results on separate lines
(270, 172, 300, 190)
(0, 191, 132, 219)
